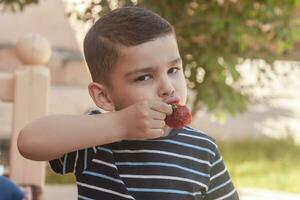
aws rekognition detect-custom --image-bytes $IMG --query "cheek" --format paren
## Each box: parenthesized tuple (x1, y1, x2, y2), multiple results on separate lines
(115, 86, 153, 107)
(176, 76, 188, 103)
(127, 87, 153, 101)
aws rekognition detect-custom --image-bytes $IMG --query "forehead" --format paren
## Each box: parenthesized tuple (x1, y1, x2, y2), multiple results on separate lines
(114, 34, 180, 75)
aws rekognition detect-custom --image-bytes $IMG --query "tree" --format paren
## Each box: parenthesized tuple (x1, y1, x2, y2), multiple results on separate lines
(2, 0, 300, 119)
(0, 0, 38, 11)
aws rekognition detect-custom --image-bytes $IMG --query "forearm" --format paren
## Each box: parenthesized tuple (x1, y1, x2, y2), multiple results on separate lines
(18, 112, 125, 161)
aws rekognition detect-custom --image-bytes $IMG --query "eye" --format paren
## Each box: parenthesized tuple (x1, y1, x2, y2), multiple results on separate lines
(134, 74, 152, 82)
(168, 67, 180, 74)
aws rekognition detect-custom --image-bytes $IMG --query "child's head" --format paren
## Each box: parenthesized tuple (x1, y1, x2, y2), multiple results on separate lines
(85, 7, 187, 111)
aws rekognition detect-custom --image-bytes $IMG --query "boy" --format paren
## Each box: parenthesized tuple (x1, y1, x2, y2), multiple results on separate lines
(18, 6, 239, 200)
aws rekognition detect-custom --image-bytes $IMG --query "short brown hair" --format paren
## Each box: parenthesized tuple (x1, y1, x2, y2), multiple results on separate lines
(83, 6, 174, 86)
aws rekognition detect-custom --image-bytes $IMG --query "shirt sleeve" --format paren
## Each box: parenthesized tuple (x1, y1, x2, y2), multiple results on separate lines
(49, 146, 98, 175)
(49, 109, 102, 175)
(203, 147, 240, 200)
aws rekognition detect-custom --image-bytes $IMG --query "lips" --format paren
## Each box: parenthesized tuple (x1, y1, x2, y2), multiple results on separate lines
(164, 97, 180, 105)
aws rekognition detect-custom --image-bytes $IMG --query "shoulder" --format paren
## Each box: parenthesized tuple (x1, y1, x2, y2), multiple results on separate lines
(177, 126, 218, 151)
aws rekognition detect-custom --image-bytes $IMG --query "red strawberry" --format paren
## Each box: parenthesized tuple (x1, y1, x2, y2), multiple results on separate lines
(165, 104, 192, 128)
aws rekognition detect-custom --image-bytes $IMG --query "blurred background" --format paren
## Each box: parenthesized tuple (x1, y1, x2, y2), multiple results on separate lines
(0, 0, 300, 199)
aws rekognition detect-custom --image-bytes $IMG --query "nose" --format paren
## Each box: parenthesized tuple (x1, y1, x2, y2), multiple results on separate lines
(158, 77, 175, 98)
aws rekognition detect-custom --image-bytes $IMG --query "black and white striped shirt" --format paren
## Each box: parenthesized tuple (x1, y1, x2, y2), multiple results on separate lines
(50, 114, 239, 200)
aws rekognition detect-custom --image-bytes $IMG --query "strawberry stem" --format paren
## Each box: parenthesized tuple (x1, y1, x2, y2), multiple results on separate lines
(171, 104, 178, 112)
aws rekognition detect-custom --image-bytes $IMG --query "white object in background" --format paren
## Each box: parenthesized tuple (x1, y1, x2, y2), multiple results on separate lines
(0, 165, 4, 175)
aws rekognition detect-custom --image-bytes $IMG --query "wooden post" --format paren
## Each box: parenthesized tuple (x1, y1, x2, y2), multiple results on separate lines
(0, 33, 52, 190)
(9, 66, 50, 187)
(0, 73, 14, 102)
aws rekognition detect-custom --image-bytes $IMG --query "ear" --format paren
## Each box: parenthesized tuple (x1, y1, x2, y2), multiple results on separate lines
(88, 82, 115, 111)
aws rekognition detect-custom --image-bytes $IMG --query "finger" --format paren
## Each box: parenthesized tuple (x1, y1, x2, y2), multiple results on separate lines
(149, 119, 166, 129)
(149, 100, 173, 115)
(147, 129, 165, 139)
(149, 109, 166, 120)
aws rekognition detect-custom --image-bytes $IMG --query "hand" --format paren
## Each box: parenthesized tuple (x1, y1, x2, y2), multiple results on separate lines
(117, 100, 173, 140)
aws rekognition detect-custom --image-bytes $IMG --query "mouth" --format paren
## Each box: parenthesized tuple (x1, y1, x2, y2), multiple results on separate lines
(164, 97, 180, 105)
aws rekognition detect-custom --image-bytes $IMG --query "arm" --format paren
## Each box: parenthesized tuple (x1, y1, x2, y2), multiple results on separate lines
(18, 112, 125, 161)
(18, 100, 172, 161)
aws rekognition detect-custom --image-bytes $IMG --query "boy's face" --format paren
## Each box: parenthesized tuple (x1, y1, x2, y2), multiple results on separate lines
(107, 34, 187, 111)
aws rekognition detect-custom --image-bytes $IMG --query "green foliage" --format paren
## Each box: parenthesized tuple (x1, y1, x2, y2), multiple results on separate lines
(219, 138, 300, 193)
(3, 0, 300, 118)
(0, 0, 38, 11)
(46, 165, 76, 184)
(136, 0, 300, 117)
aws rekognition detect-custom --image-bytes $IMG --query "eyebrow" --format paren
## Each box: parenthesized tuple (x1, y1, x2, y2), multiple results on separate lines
(125, 57, 182, 78)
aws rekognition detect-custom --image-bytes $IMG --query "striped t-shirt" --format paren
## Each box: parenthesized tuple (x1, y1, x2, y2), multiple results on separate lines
(49, 114, 239, 200)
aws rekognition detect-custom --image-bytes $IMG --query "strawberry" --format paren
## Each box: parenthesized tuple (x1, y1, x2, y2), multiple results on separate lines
(165, 103, 192, 128)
